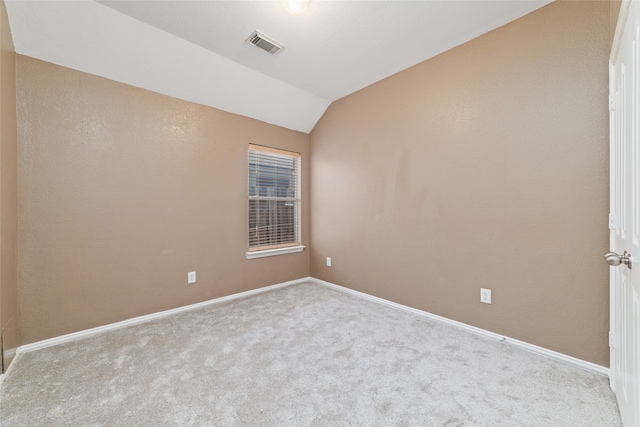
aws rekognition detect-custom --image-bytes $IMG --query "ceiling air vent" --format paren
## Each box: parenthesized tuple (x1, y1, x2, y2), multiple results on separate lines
(247, 30, 284, 54)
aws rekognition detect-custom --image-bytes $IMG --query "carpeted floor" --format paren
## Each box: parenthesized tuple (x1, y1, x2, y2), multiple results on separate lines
(0, 281, 622, 426)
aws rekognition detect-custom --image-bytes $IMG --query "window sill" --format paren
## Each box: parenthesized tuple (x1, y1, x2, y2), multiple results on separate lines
(246, 245, 305, 260)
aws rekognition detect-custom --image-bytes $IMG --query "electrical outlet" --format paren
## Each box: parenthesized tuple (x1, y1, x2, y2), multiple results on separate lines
(480, 288, 492, 304)
(326, 257, 332, 267)
(188, 271, 196, 284)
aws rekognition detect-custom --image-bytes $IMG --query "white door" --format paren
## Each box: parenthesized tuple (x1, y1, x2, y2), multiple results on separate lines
(609, 1, 640, 426)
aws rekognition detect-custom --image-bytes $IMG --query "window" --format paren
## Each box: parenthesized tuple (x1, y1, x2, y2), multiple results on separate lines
(247, 144, 303, 259)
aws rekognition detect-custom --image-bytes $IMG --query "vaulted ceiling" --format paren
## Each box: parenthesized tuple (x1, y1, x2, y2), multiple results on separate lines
(5, 0, 552, 133)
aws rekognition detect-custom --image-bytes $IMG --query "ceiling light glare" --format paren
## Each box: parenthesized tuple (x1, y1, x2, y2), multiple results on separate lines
(283, 0, 310, 15)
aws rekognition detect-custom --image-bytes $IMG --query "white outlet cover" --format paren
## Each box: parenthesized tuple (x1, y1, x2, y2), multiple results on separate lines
(188, 271, 196, 284)
(326, 257, 332, 267)
(480, 288, 492, 304)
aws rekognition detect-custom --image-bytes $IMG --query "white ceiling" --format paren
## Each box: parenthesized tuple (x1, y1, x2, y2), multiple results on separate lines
(5, 0, 552, 133)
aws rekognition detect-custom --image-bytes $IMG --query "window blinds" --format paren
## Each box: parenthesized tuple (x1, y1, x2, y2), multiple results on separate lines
(248, 144, 300, 251)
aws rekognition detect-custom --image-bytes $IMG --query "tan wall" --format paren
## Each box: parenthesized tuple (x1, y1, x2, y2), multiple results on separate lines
(610, 0, 622, 46)
(310, 1, 610, 366)
(17, 56, 311, 344)
(0, 0, 18, 369)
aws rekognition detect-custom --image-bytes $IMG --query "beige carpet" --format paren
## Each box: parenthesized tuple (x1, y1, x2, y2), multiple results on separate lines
(0, 281, 622, 426)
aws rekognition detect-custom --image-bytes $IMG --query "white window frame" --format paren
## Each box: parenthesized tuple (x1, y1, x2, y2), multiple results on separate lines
(246, 144, 304, 259)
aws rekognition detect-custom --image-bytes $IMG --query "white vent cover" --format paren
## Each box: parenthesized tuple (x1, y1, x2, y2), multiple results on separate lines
(247, 30, 284, 54)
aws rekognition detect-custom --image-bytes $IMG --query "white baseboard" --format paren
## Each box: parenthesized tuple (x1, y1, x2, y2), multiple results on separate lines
(4, 348, 16, 363)
(310, 277, 609, 377)
(15, 276, 608, 377)
(17, 277, 310, 355)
